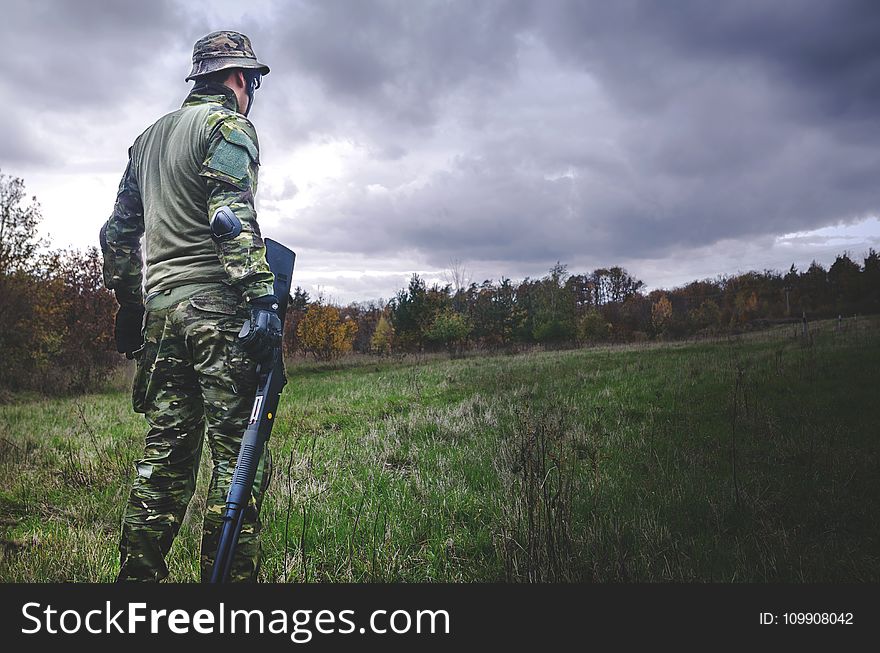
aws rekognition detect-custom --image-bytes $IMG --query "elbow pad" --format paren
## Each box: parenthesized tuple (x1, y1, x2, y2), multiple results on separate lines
(210, 206, 243, 242)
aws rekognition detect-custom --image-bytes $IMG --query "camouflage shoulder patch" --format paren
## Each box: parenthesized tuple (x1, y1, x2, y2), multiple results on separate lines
(206, 140, 252, 183)
(202, 114, 259, 189)
(220, 120, 259, 162)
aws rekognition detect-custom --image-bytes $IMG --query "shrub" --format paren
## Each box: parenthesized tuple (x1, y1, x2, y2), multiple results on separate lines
(296, 302, 358, 361)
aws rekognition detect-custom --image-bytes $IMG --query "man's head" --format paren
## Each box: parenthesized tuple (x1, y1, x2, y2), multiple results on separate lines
(187, 30, 269, 116)
(197, 67, 262, 115)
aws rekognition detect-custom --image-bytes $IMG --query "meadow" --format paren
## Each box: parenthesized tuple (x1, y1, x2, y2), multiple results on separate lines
(1, 318, 878, 582)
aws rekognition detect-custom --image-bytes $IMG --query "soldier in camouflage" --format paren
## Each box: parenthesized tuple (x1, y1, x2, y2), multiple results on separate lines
(100, 31, 278, 582)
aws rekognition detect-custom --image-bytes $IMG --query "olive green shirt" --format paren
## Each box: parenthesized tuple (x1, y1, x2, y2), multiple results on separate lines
(101, 83, 274, 306)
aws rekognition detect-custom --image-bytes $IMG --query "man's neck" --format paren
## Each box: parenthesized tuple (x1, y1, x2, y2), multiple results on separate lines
(182, 82, 239, 113)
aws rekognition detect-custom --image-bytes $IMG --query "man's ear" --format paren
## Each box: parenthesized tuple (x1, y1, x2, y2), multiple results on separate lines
(226, 69, 245, 90)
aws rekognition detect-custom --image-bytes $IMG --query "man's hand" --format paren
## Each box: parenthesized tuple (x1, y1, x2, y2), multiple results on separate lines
(239, 295, 281, 363)
(115, 304, 145, 359)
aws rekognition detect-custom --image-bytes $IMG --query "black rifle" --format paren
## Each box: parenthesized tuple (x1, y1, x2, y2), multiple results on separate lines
(210, 238, 296, 583)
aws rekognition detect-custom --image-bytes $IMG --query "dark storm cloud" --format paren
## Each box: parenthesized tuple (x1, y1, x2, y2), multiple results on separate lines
(530, 0, 880, 257)
(259, 0, 880, 270)
(524, 0, 880, 136)
(2, 0, 187, 169)
(2, 0, 183, 108)
(266, 0, 528, 128)
(6, 0, 880, 291)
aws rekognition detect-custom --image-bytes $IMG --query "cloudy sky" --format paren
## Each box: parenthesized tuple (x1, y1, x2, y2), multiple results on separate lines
(3, 0, 879, 303)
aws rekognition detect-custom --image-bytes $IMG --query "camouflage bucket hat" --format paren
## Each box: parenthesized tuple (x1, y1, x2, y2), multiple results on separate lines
(186, 30, 270, 81)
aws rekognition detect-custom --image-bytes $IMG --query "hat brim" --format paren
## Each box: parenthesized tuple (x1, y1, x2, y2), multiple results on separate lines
(186, 56, 270, 82)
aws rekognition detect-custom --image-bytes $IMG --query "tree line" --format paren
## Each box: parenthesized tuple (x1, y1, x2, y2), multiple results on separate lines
(289, 251, 880, 360)
(2, 170, 879, 390)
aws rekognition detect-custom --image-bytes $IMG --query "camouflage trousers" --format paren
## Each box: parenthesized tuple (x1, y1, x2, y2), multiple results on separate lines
(118, 284, 272, 582)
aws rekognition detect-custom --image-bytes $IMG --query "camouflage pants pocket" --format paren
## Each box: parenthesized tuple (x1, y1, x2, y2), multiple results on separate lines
(132, 310, 168, 413)
(131, 343, 158, 414)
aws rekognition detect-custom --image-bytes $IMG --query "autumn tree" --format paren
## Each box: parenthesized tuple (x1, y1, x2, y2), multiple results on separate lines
(49, 247, 117, 390)
(282, 286, 310, 357)
(616, 294, 652, 340)
(0, 169, 42, 275)
(651, 294, 673, 335)
(296, 302, 358, 361)
(346, 300, 385, 354)
(371, 314, 394, 355)
(0, 172, 118, 391)
(689, 299, 722, 333)
(0, 171, 56, 389)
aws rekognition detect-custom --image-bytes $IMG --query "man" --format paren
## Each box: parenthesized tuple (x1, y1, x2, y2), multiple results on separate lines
(100, 30, 280, 582)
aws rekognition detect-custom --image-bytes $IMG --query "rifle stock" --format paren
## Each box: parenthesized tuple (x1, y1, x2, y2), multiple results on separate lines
(210, 239, 296, 583)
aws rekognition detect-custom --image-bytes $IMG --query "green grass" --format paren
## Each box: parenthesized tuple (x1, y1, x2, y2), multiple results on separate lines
(1, 318, 878, 582)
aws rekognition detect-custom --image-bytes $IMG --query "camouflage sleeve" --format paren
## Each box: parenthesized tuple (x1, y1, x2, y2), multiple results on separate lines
(200, 112, 274, 302)
(101, 154, 145, 306)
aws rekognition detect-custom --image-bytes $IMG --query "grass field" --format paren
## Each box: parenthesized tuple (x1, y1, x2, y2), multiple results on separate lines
(1, 318, 878, 582)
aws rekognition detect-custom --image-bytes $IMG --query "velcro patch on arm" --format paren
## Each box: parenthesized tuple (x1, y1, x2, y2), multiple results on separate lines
(202, 118, 259, 187)
(220, 122, 259, 162)
(206, 140, 252, 182)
